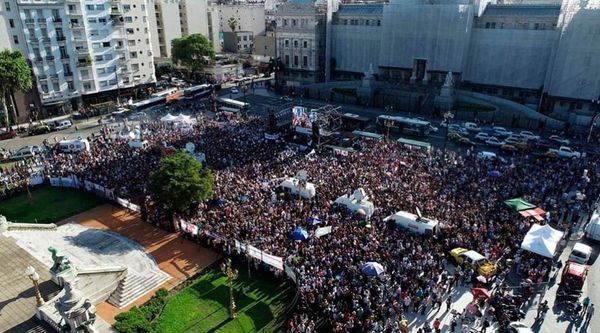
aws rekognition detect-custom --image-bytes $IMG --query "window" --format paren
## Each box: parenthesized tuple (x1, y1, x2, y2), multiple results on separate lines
(284, 55, 289, 65)
(98, 17, 107, 23)
(126, 28, 134, 34)
(68, 5, 75, 12)
(303, 56, 308, 67)
(303, 41, 307, 48)
(62, 63, 70, 72)
(12, 35, 18, 44)
(90, 29, 99, 36)
(95, 55, 103, 61)
(86, 5, 95, 10)
(83, 83, 91, 90)
(124, 17, 133, 23)
(141, 4, 145, 10)
(130, 52, 137, 58)
(294, 40, 298, 47)
(4, 1, 10, 11)
(104, 54, 113, 60)
(52, 82, 60, 92)
(102, 41, 110, 47)
(97, 68, 105, 74)
(128, 40, 135, 46)
(41, 83, 49, 93)
(100, 80, 108, 87)
(283, 19, 287, 26)
(56, 28, 64, 38)
(365, 20, 370, 26)
(123, 4, 131, 11)
(292, 19, 297, 26)
(342, 19, 347, 25)
(491, 22, 496, 29)
(243, 36, 247, 41)
(92, 42, 101, 49)
(52, 9, 59, 18)
(131, 63, 139, 71)
(59, 46, 67, 57)
(9, 19, 14, 28)
(95, 4, 104, 10)
(285, 39, 289, 47)
(40, 28, 48, 36)
(534, 23, 539, 30)
(67, 81, 74, 90)
(377, 20, 381, 26)
(293, 55, 298, 66)
(485, 22, 490, 28)
(88, 18, 97, 24)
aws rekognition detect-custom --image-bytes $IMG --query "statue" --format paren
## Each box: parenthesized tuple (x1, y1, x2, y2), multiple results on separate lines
(443, 71, 454, 88)
(57, 277, 97, 332)
(49, 247, 71, 273)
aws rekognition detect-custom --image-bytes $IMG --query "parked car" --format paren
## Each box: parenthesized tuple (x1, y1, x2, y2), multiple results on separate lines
(533, 139, 557, 150)
(448, 124, 468, 135)
(450, 247, 497, 277)
(474, 132, 490, 141)
(51, 120, 72, 131)
(569, 242, 592, 264)
(0, 130, 17, 140)
(492, 126, 513, 137)
(29, 124, 51, 136)
(547, 146, 581, 159)
(519, 131, 540, 141)
(504, 136, 522, 145)
(463, 122, 481, 132)
(447, 132, 464, 141)
(501, 144, 520, 152)
(10, 146, 36, 160)
(548, 135, 570, 146)
(230, 87, 240, 94)
(506, 322, 534, 333)
(485, 136, 505, 147)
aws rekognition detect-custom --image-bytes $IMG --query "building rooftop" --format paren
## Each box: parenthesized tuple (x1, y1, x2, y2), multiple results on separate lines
(483, 4, 561, 17)
(337, 4, 384, 16)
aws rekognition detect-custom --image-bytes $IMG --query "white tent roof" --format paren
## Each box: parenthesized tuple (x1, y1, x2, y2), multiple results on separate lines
(160, 113, 176, 122)
(520, 224, 564, 258)
(174, 113, 192, 123)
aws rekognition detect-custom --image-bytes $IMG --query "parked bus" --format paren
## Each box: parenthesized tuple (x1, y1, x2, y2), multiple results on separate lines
(152, 87, 180, 102)
(130, 96, 166, 112)
(183, 84, 213, 99)
(341, 113, 370, 131)
(217, 98, 250, 113)
(376, 115, 437, 137)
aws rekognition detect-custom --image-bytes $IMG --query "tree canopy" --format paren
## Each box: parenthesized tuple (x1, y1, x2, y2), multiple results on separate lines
(0, 50, 32, 127)
(171, 34, 214, 74)
(150, 150, 214, 214)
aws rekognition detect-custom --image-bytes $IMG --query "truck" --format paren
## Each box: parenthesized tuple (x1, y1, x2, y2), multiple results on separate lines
(450, 248, 497, 277)
(548, 146, 581, 159)
(586, 209, 600, 242)
(383, 210, 439, 236)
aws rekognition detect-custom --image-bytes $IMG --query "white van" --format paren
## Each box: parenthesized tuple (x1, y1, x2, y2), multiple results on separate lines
(128, 139, 150, 149)
(384, 210, 439, 236)
(10, 147, 36, 160)
(586, 210, 600, 242)
(569, 242, 592, 264)
(277, 177, 316, 199)
(58, 139, 90, 153)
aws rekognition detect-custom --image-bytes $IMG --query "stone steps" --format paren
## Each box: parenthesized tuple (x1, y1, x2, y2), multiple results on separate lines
(108, 272, 169, 308)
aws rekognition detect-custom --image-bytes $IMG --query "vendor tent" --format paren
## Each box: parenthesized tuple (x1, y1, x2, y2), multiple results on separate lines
(520, 224, 564, 258)
(504, 198, 536, 211)
(160, 113, 176, 122)
(174, 113, 192, 123)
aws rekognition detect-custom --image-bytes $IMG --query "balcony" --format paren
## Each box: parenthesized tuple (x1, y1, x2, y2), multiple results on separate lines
(80, 75, 93, 81)
(57, 36, 66, 42)
(33, 57, 43, 63)
(37, 75, 48, 80)
(61, 55, 70, 61)
(77, 57, 92, 68)
(25, 18, 35, 25)
(65, 72, 73, 78)
(37, 18, 47, 24)
(46, 55, 55, 61)
(75, 48, 89, 55)
(53, 17, 62, 24)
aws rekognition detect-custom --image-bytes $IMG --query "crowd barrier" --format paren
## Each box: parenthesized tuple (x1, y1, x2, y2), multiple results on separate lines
(49, 176, 140, 213)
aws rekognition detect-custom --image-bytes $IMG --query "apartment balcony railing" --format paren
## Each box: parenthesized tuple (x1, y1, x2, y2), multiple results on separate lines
(57, 36, 66, 42)
(77, 58, 92, 68)
(37, 18, 47, 23)
(61, 55, 70, 60)
(37, 75, 47, 80)
(46, 55, 55, 61)
(53, 17, 62, 23)
(25, 18, 35, 24)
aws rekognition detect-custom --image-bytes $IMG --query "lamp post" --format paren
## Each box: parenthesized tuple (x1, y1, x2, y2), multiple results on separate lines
(220, 259, 238, 319)
(25, 265, 44, 307)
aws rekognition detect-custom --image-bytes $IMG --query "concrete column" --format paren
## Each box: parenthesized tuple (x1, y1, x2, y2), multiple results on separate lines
(410, 69, 417, 84)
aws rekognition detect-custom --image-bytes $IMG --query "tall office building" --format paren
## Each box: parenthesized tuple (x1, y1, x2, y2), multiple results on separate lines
(0, 0, 156, 116)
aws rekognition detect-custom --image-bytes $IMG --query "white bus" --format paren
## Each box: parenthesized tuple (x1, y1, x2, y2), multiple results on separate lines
(218, 98, 250, 113)
(130, 96, 166, 112)
(376, 115, 437, 137)
(183, 84, 213, 99)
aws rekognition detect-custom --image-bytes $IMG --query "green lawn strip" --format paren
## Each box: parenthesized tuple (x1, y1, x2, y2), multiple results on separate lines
(0, 185, 104, 223)
(155, 268, 292, 333)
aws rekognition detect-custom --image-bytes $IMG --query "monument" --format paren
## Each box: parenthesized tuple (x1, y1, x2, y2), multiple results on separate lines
(48, 246, 76, 286)
(358, 63, 377, 104)
(434, 71, 456, 111)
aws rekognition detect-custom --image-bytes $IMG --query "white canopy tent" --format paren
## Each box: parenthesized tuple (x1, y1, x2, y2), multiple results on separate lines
(174, 113, 193, 123)
(160, 113, 176, 122)
(520, 224, 564, 258)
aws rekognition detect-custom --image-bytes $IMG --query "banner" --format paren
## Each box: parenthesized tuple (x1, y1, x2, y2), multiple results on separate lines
(116, 197, 141, 213)
(285, 264, 297, 283)
(84, 180, 94, 191)
(180, 220, 199, 235)
(29, 175, 44, 186)
(261, 251, 284, 270)
(248, 245, 263, 261)
(49, 177, 61, 187)
(315, 226, 332, 238)
(264, 133, 280, 140)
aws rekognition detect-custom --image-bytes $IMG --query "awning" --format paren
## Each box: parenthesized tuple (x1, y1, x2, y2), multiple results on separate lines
(397, 137, 431, 150)
(352, 130, 383, 140)
(504, 198, 536, 211)
(520, 224, 564, 258)
(519, 207, 546, 221)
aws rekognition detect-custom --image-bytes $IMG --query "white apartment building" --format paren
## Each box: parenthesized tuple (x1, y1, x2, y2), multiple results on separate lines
(147, 0, 219, 60)
(216, 3, 265, 36)
(1, 0, 155, 114)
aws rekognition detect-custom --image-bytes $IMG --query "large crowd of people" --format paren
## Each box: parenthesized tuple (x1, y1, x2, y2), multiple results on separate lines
(0, 113, 598, 332)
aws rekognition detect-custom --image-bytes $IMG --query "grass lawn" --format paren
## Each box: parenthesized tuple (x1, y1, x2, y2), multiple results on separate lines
(0, 185, 105, 223)
(154, 267, 293, 333)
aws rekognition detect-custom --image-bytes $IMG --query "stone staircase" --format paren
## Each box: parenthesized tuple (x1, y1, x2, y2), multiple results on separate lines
(108, 272, 170, 308)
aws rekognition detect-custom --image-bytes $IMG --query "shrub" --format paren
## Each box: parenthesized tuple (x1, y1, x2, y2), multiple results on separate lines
(113, 289, 169, 333)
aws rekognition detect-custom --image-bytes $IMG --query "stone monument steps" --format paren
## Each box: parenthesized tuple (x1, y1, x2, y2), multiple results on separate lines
(108, 272, 169, 308)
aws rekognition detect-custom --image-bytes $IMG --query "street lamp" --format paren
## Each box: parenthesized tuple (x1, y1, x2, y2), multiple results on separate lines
(220, 259, 238, 319)
(25, 265, 44, 307)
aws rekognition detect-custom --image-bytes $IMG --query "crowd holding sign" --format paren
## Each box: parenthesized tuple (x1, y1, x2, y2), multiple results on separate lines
(0, 112, 598, 332)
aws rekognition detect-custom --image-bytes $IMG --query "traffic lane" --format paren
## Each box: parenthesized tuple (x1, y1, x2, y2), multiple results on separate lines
(0, 122, 110, 151)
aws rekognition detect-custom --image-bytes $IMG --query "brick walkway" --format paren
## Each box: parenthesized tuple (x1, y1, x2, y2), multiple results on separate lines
(0, 236, 60, 332)
(61, 204, 221, 323)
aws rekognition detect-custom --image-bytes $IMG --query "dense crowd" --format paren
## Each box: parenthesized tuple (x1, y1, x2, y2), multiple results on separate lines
(1, 114, 598, 332)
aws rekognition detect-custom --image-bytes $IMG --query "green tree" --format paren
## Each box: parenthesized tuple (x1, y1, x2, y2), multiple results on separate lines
(0, 50, 32, 129)
(150, 150, 214, 216)
(267, 57, 284, 85)
(171, 34, 214, 77)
